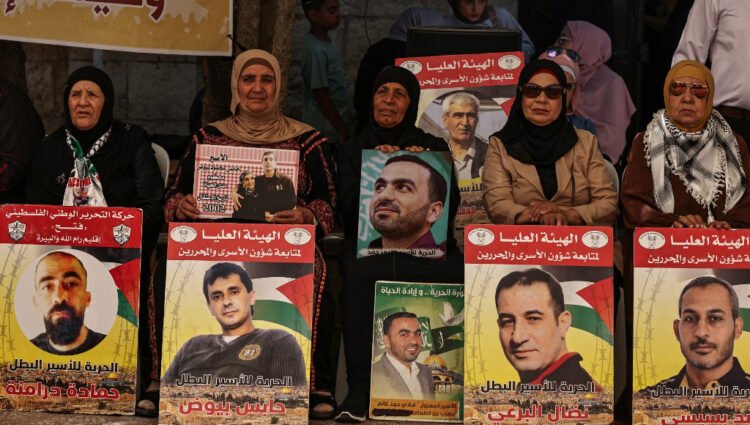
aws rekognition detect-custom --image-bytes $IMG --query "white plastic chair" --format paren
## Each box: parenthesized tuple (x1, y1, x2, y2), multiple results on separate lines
(152, 143, 170, 188)
(603, 159, 619, 197)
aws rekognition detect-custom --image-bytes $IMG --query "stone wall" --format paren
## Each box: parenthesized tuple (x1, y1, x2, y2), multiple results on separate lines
(22, 0, 517, 138)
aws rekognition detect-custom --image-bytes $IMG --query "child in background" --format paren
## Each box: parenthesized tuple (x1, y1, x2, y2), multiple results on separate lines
(301, 0, 350, 145)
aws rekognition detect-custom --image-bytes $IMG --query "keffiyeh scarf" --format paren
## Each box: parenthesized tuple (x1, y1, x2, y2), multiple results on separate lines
(644, 109, 746, 222)
(62, 128, 111, 207)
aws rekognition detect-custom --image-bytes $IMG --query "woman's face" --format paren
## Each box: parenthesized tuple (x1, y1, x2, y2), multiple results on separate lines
(667, 76, 709, 130)
(373, 82, 410, 128)
(68, 80, 105, 131)
(238, 63, 276, 114)
(521, 72, 564, 127)
(458, 0, 487, 22)
(556, 25, 574, 50)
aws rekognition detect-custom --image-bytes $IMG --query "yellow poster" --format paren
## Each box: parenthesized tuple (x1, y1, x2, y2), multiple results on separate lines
(1, 1, 231, 55)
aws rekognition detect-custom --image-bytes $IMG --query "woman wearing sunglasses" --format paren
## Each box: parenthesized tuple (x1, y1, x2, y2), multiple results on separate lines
(482, 60, 617, 227)
(622, 60, 750, 231)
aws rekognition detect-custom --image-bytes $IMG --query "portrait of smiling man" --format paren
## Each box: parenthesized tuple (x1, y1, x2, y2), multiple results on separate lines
(643, 276, 750, 392)
(367, 154, 448, 253)
(162, 262, 306, 387)
(31, 251, 106, 355)
(495, 268, 596, 386)
(441, 92, 487, 181)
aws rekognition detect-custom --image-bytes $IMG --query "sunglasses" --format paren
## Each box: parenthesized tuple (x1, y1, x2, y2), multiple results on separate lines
(519, 83, 566, 100)
(545, 46, 581, 63)
(669, 81, 709, 99)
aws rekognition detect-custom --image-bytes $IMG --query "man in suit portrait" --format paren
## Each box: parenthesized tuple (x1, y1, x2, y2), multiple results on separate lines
(371, 312, 436, 400)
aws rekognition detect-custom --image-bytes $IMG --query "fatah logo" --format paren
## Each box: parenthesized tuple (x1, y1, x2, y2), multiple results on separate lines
(8, 220, 25, 241)
(239, 344, 261, 361)
(113, 224, 131, 246)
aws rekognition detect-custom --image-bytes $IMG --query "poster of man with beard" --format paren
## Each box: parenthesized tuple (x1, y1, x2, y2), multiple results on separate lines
(632, 228, 750, 424)
(357, 150, 452, 260)
(0, 205, 142, 415)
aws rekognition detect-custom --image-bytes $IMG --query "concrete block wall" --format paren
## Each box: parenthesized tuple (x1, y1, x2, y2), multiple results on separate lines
(23, 0, 517, 138)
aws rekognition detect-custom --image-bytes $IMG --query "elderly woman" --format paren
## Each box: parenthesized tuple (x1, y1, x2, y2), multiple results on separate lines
(335, 66, 463, 421)
(443, 0, 535, 59)
(556, 21, 635, 164)
(482, 60, 618, 227)
(622, 60, 750, 230)
(24, 65, 164, 416)
(165, 49, 337, 418)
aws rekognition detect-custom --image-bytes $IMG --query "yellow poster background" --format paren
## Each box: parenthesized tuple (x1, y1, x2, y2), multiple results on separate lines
(632, 267, 750, 391)
(0, 1, 231, 55)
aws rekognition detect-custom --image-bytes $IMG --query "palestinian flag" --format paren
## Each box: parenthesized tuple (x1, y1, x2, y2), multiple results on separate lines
(562, 277, 615, 345)
(103, 258, 141, 327)
(733, 284, 750, 333)
(252, 274, 315, 339)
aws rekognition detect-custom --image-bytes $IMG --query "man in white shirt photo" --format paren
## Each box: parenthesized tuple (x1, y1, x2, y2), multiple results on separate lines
(371, 312, 436, 400)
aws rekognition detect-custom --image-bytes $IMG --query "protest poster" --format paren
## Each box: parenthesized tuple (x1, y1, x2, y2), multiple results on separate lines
(397, 52, 523, 248)
(193, 145, 299, 222)
(369, 281, 464, 422)
(0, 1, 231, 55)
(357, 150, 452, 260)
(464, 224, 614, 424)
(0, 204, 142, 414)
(159, 222, 315, 424)
(632, 228, 750, 425)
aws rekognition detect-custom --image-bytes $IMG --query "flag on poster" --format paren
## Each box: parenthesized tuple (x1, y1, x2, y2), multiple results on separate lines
(0, 1, 232, 55)
(464, 224, 614, 424)
(632, 228, 750, 425)
(0, 204, 142, 414)
(357, 150, 453, 260)
(370, 281, 464, 422)
(159, 223, 315, 424)
(397, 52, 523, 248)
(193, 145, 299, 222)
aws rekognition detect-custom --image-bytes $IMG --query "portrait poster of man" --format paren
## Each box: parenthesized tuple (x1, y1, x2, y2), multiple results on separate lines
(632, 228, 750, 425)
(397, 52, 523, 249)
(369, 281, 464, 422)
(159, 222, 315, 424)
(193, 144, 299, 222)
(357, 150, 452, 260)
(0, 205, 142, 414)
(463, 224, 614, 424)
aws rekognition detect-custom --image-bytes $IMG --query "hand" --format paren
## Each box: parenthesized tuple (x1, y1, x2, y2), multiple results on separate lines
(539, 212, 568, 226)
(672, 214, 706, 228)
(708, 220, 731, 230)
(269, 207, 314, 225)
(375, 145, 400, 153)
(175, 194, 200, 220)
(404, 146, 426, 153)
(231, 191, 244, 211)
(528, 202, 562, 222)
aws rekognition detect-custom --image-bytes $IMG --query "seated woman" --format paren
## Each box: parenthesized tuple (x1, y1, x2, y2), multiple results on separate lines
(443, 0, 535, 60)
(539, 47, 597, 136)
(482, 59, 617, 227)
(557, 21, 635, 164)
(23, 65, 165, 416)
(622, 59, 750, 231)
(165, 49, 338, 419)
(335, 66, 463, 422)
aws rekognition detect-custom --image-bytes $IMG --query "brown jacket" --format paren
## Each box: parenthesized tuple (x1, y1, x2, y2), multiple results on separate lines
(482, 128, 618, 225)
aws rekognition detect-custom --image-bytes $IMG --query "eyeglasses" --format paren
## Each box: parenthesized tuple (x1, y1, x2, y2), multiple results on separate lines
(669, 81, 709, 99)
(519, 83, 566, 100)
(545, 46, 580, 63)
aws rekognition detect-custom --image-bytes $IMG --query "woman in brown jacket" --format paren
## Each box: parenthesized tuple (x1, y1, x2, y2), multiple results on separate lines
(482, 59, 617, 226)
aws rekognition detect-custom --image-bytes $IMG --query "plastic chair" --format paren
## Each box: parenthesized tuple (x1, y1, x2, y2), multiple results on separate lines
(152, 143, 170, 188)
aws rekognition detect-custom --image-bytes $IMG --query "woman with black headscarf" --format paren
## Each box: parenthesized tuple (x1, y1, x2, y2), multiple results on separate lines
(482, 59, 617, 226)
(334, 66, 463, 421)
(24, 65, 164, 416)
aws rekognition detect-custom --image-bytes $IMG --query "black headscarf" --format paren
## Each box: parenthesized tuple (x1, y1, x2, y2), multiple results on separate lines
(448, 0, 489, 24)
(360, 66, 426, 148)
(63, 66, 114, 149)
(495, 59, 578, 199)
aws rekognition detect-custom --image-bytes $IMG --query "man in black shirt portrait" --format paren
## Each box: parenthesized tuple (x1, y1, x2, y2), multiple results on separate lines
(162, 262, 306, 387)
(254, 151, 296, 222)
(31, 251, 106, 355)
